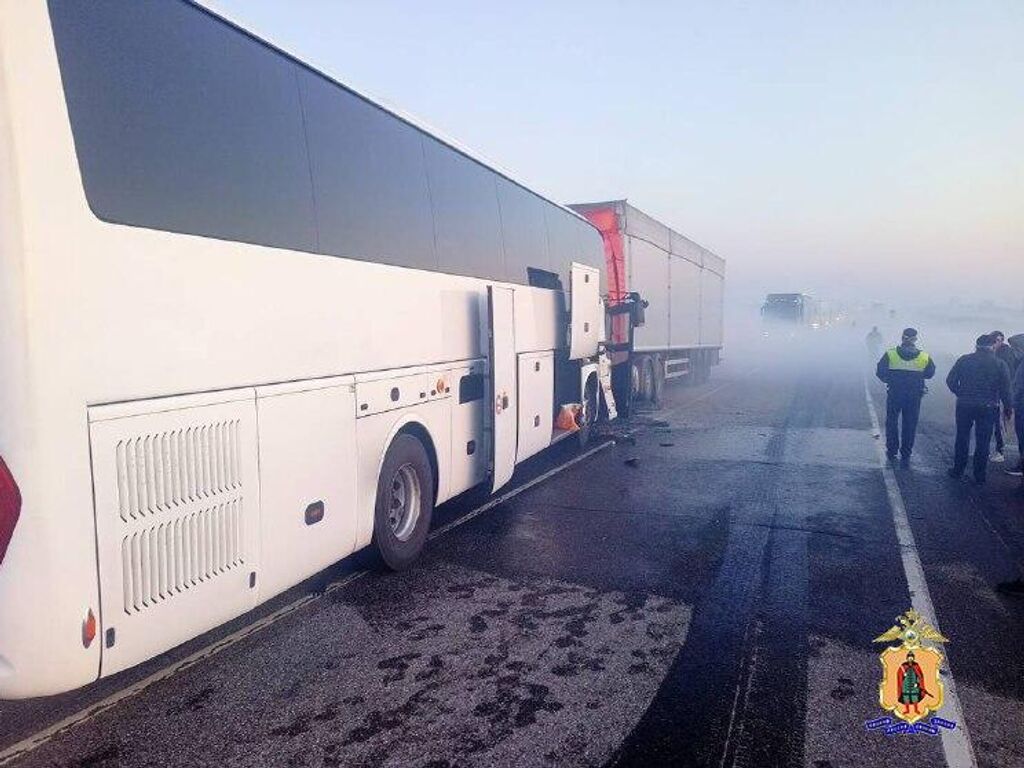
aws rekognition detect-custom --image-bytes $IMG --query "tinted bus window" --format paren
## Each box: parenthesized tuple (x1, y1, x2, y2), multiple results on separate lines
(49, 0, 316, 253)
(299, 71, 437, 271)
(496, 178, 551, 283)
(48, 0, 600, 288)
(423, 138, 504, 280)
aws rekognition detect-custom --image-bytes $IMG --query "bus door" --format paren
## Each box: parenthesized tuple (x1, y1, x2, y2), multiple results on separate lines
(487, 286, 517, 494)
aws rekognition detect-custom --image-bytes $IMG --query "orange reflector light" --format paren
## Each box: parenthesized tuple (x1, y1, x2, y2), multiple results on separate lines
(82, 609, 97, 648)
(436, 378, 446, 394)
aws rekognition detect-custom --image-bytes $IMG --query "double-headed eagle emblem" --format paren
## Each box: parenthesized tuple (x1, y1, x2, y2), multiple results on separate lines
(873, 609, 949, 724)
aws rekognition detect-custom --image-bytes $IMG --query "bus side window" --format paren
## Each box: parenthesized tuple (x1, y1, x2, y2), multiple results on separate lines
(459, 374, 484, 404)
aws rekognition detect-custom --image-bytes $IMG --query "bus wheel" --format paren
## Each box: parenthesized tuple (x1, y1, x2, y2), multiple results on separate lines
(372, 433, 434, 571)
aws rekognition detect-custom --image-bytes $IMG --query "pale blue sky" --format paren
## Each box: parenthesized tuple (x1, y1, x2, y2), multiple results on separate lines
(205, 1, 1022, 309)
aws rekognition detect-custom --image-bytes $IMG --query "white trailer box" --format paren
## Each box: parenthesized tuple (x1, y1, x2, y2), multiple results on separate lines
(570, 200, 725, 407)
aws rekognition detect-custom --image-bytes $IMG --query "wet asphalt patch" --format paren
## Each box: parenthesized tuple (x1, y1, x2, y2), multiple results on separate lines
(13, 563, 691, 768)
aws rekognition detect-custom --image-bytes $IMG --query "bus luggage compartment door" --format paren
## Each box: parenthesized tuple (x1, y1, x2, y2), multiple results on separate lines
(569, 262, 601, 360)
(87, 392, 261, 676)
(487, 286, 517, 494)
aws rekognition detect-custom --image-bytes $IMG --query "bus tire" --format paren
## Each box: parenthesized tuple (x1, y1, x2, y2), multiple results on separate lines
(371, 433, 434, 571)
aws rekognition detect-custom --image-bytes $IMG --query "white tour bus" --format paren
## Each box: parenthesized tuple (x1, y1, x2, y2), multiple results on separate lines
(0, 0, 613, 698)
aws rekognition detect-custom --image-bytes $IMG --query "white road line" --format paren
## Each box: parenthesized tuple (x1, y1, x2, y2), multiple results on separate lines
(0, 440, 614, 767)
(864, 382, 978, 768)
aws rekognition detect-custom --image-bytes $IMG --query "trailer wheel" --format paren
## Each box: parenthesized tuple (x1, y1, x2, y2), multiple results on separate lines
(612, 363, 636, 418)
(372, 433, 434, 571)
(650, 356, 665, 406)
(630, 359, 643, 404)
(639, 357, 655, 403)
(577, 375, 599, 447)
(694, 351, 710, 384)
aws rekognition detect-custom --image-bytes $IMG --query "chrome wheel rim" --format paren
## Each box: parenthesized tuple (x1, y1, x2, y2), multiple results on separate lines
(388, 463, 422, 542)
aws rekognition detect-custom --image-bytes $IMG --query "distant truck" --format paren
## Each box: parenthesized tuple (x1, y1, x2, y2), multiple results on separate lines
(570, 200, 726, 412)
(761, 293, 835, 331)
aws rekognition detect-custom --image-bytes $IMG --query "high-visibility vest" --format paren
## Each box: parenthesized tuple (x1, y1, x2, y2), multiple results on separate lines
(886, 347, 930, 372)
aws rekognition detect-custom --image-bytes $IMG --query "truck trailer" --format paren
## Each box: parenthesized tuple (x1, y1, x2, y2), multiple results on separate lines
(571, 200, 726, 411)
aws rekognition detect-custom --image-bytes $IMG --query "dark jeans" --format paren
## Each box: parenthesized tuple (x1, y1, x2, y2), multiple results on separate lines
(1016, 410, 1024, 466)
(995, 409, 1005, 452)
(952, 402, 997, 480)
(886, 390, 922, 458)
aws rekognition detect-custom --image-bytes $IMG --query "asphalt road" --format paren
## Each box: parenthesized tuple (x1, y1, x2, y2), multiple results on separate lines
(2, 334, 1023, 768)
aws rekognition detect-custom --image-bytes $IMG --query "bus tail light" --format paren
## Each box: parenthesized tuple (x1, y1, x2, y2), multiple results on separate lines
(0, 456, 21, 565)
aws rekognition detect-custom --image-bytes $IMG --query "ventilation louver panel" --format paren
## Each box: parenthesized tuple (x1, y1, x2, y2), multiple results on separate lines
(120, 499, 244, 614)
(89, 395, 259, 674)
(114, 421, 242, 521)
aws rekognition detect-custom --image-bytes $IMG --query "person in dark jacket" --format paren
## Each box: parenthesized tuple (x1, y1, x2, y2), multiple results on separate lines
(876, 328, 936, 467)
(990, 331, 1019, 463)
(1008, 334, 1024, 477)
(946, 334, 1013, 484)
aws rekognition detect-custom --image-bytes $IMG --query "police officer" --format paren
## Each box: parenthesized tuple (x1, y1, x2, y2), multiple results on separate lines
(946, 334, 1013, 485)
(876, 328, 936, 467)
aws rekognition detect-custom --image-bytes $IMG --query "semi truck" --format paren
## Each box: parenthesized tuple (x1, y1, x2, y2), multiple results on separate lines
(571, 200, 726, 412)
(761, 293, 837, 331)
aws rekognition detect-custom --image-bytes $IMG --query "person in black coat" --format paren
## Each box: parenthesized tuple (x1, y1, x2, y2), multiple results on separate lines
(946, 334, 1013, 484)
(876, 328, 936, 467)
(990, 331, 1020, 462)
(1008, 334, 1024, 477)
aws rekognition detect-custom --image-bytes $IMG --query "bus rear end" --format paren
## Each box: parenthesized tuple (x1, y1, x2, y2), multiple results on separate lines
(0, 0, 104, 698)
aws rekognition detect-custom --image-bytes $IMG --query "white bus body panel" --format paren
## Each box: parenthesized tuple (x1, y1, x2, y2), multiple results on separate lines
(448, 361, 487, 498)
(87, 393, 262, 676)
(255, 378, 358, 601)
(568, 263, 601, 360)
(516, 351, 555, 463)
(488, 287, 518, 493)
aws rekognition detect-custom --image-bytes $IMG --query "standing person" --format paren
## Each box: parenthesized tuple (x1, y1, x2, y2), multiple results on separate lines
(1008, 334, 1024, 478)
(866, 326, 883, 360)
(876, 328, 936, 467)
(990, 331, 1019, 463)
(946, 334, 1013, 485)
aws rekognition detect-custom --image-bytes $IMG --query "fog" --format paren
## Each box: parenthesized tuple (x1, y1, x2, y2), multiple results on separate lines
(723, 292, 1024, 383)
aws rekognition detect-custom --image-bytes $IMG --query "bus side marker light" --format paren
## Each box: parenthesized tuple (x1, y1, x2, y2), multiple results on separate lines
(82, 609, 97, 648)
